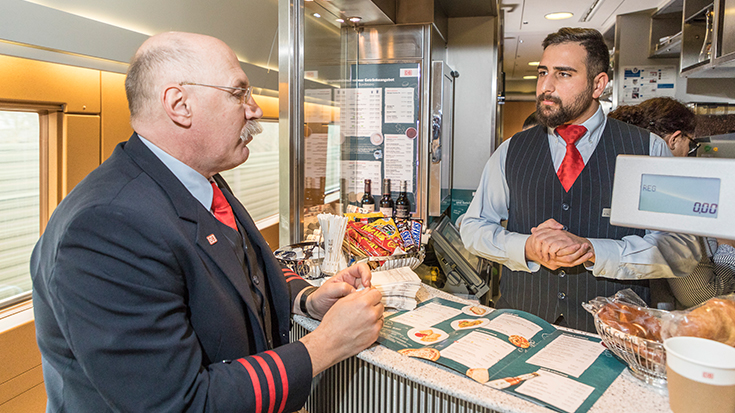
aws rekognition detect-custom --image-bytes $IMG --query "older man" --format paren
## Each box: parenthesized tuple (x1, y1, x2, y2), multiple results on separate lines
(31, 32, 383, 412)
(460, 28, 699, 332)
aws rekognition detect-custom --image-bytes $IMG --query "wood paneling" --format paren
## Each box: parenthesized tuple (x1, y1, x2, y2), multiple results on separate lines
(0, 54, 100, 114)
(0, 316, 44, 413)
(502, 101, 536, 141)
(64, 115, 100, 195)
(101, 72, 133, 161)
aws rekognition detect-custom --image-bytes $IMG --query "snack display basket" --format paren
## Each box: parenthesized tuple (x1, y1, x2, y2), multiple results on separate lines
(594, 312, 667, 388)
(355, 245, 425, 272)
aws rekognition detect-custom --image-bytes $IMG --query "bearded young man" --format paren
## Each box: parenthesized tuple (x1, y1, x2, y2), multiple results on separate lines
(460, 28, 700, 333)
(31, 32, 384, 412)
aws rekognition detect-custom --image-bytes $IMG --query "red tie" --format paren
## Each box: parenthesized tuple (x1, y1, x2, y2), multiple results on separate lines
(555, 124, 587, 192)
(211, 182, 238, 231)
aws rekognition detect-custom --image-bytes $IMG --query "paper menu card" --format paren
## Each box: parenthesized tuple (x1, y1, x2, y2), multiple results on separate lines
(377, 298, 625, 413)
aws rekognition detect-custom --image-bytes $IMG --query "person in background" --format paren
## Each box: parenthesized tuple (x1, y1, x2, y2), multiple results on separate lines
(522, 111, 539, 131)
(31, 31, 384, 413)
(460, 27, 700, 333)
(609, 97, 735, 307)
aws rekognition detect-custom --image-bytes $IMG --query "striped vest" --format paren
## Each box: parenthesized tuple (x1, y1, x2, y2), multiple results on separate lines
(501, 118, 650, 333)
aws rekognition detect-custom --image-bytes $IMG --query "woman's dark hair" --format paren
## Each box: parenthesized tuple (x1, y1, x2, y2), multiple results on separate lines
(542, 28, 610, 82)
(608, 97, 696, 138)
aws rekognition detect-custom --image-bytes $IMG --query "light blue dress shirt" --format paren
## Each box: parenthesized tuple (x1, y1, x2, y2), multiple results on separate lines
(460, 105, 700, 280)
(138, 135, 214, 211)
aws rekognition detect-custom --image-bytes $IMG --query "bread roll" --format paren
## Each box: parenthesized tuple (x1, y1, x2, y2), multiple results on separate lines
(674, 298, 735, 346)
(598, 302, 662, 341)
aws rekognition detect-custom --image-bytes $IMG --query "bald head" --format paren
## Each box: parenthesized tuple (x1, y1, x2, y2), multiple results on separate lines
(125, 32, 232, 125)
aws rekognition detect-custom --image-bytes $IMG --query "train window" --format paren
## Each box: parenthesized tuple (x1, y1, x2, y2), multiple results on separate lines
(219, 119, 279, 223)
(0, 110, 40, 309)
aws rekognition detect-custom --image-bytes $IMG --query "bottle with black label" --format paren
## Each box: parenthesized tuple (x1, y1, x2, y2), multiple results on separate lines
(361, 179, 375, 212)
(379, 179, 394, 218)
(394, 180, 411, 220)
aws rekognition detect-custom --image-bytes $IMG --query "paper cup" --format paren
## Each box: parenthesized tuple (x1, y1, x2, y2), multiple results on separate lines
(664, 337, 735, 413)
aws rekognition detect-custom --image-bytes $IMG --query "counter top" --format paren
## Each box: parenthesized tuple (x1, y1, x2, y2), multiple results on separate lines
(294, 284, 673, 413)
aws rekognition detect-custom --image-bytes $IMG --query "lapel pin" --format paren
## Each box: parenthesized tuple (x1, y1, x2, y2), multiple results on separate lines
(207, 234, 218, 245)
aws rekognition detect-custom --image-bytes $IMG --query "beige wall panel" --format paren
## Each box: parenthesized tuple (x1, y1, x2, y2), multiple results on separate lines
(0, 383, 46, 413)
(255, 94, 278, 119)
(101, 71, 133, 161)
(0, 54, 100, 114)
(65, 115, 100, 195)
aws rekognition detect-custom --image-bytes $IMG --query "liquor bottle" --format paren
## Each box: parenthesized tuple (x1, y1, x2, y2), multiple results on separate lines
(361, 179, 375, 212)
(379, 179, 394, 218)
(394, 180, 411, 221)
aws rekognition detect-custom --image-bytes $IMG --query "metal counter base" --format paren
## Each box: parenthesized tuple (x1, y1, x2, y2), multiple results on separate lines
(291, 285, 673, 413)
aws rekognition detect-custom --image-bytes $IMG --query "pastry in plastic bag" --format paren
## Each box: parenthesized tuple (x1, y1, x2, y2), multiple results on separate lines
(661, 294, 735, 347)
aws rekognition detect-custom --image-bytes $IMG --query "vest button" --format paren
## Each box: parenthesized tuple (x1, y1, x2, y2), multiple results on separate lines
(559, 270, 565, 277)
(557, 292, 566, 300)
(562, 203, 570, 211)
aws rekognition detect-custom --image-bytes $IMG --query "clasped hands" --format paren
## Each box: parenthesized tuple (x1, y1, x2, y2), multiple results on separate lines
(524, 218, 595, 270)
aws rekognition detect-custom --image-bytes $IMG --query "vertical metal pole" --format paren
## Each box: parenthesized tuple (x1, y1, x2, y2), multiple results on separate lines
(279, 0, 305, 246)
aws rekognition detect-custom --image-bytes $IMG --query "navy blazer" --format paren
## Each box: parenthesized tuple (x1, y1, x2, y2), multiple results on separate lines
(31, 134, 313, 412)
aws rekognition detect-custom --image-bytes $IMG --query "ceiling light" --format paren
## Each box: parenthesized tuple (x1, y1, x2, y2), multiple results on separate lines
(545, 12, 574, 20)
(523, 75, 538, 79)
(336, 18, 345, 23)
(312, 13, 321, 18)
(349, 16, 362, 23)
(528, 61, 540, 66)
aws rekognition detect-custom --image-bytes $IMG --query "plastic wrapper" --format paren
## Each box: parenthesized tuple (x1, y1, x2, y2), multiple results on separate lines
(583, 289, 663, 341)
(660, 294, 735, 347)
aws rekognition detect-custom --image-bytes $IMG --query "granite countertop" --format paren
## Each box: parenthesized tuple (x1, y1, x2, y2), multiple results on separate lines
(294, 284, 673, 413)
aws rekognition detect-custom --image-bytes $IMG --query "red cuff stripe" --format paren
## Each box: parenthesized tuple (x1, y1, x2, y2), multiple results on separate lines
(237, 358, 262, 412)
(265, 350, 289, 413)
(285, 275, 304, 283)
(253, 356, 276, 413)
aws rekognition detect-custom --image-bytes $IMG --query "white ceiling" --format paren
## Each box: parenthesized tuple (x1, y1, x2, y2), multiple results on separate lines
(23, 0, 669, 81)
(502, 0, 667, 80)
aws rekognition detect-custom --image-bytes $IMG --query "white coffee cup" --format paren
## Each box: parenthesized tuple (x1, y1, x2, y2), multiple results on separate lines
(664, 336, 735, 413)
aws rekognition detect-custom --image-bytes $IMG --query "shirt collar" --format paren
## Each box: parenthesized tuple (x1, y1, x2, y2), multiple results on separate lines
(548, 104, 606, 145)
(137, 135, 213, 210)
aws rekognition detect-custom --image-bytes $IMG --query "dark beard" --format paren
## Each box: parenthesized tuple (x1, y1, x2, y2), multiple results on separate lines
(535, 83, 594, 128)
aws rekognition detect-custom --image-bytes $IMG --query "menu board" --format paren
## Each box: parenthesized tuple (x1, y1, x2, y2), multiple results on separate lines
(338, 63, 421, 208)
(379, 298, 626, 413)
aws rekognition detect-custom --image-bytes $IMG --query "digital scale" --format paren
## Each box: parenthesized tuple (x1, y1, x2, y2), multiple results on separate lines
(610, 155, 735, 239)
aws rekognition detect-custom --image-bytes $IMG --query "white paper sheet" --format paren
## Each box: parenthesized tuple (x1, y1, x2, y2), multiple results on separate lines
(486, 313, 543, 339)
(341, 160, 382, 196)
(335, 88, 382, 137)
(383, 134, 414, 188)
(304, 133, 328, 180)
(384, 88, 414, 123)
(390, 302, 462, 328)
(440, 331, 516, 369)
(525, 334, 604, 378)
(305, 89, 333, 123)
(515, 370, 594, 413)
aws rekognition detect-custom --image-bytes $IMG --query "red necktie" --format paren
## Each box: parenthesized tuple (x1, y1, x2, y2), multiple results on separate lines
(211, 182, 238, 231)
(555, 124, 587, 192)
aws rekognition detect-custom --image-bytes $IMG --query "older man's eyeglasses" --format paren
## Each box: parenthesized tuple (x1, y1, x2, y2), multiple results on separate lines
(180, 82, 252, 105)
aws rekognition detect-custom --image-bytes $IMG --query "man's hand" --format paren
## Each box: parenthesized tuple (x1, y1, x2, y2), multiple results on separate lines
(306, 263, 372, 319)
(525, 219, 595, 270)
(300, 286, 384, 377)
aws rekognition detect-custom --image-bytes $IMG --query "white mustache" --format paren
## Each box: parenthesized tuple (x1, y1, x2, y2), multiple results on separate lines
(240, 120, 263, 142)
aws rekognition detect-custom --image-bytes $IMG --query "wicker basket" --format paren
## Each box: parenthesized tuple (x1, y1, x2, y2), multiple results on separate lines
(355, 245, 425, 272)
(594, 311, 668, 388)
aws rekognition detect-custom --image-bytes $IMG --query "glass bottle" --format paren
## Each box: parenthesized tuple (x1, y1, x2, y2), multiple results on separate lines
(360, 179, 375, 212)
(379, 179, 394, 218)
(394, 180, 411, 221)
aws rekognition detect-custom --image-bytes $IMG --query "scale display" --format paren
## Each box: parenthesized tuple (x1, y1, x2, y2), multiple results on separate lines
(638, 174, 720, 218)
